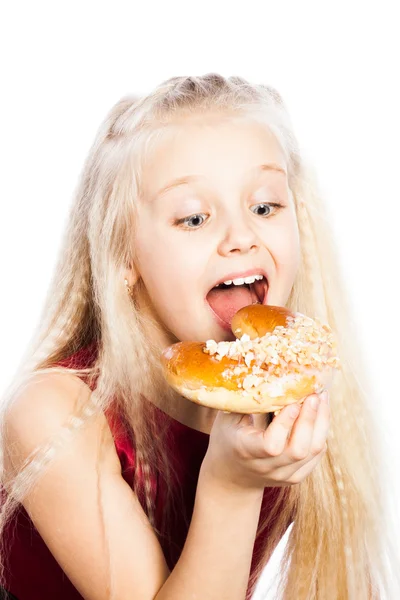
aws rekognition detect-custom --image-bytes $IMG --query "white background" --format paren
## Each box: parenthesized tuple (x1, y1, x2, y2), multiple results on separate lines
(1, 2, 399, 598)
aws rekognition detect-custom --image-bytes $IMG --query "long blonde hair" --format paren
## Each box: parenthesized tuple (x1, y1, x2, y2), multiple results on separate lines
(0, 74, 398, 599)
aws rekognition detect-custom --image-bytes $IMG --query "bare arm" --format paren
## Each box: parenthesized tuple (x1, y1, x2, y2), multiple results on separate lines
(155, 466, 264, 600)
(4, 373, 266, 600)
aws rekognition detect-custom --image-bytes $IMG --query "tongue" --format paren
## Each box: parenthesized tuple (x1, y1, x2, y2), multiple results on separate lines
(207, 285, 258, 326)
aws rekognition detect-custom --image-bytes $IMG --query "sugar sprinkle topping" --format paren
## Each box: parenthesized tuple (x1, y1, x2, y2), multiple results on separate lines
(203, 313, 341, 393)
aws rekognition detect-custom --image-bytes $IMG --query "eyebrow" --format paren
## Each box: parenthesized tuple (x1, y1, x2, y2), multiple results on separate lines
(154, 163, 287, 199)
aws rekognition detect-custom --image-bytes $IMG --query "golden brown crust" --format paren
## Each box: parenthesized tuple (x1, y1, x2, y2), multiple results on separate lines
(161, 304, 340, 414)
(165, 373, 325, 414)
(231, 304, 295, 339)
(162, 342, 245, 391)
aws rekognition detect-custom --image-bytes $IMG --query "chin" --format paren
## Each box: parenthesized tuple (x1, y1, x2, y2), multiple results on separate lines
(212, 329, 237, 343)
(199, 319, 237, 343)
(169, 320, 231, 344)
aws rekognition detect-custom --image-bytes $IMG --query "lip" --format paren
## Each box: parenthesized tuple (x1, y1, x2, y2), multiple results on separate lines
(207, 268, 270, 292)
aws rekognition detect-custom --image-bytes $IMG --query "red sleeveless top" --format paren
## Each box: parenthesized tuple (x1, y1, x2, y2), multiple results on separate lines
(2, 342, 293, 600)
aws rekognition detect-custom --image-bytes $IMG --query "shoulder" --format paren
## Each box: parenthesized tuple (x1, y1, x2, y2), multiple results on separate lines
(4, 370, 121, 480)
(3, 371, 171, 599)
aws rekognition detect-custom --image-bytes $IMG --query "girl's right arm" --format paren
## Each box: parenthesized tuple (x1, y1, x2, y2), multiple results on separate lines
(156, 395, 329, 600)
(4, 373, 329, 600)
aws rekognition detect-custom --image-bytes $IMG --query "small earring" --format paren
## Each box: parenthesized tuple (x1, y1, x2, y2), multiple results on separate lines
(124, 278, 133, 297)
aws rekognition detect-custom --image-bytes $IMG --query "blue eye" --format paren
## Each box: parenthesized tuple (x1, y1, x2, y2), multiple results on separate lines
(175, 213, 208, 229)
(250, 202, 284, 216)
(174, 202, 284, 230)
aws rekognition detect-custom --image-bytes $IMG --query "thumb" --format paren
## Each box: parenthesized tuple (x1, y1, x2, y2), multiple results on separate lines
(215, 410, 254, 428)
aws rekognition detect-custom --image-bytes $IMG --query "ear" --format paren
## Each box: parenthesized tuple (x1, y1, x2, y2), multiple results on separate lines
(124, 262, 140, 288)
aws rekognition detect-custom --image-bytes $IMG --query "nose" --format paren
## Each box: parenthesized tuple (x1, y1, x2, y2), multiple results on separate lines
(217, 218, 260, 257)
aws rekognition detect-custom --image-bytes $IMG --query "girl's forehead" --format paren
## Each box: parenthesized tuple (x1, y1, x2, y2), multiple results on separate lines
(140, 119, 287, 200)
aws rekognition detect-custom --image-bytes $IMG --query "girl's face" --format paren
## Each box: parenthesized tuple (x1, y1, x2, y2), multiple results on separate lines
(131, 117, 301, 344)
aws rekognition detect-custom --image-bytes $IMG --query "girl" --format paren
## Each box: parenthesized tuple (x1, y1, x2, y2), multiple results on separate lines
(0, 73, 397, 600)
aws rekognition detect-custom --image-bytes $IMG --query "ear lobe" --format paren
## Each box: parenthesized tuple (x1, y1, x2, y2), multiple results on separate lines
(124, 262, 140, 287)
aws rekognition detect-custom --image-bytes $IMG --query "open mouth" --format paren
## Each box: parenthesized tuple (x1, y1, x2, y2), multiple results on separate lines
(206, 273, 269, 330)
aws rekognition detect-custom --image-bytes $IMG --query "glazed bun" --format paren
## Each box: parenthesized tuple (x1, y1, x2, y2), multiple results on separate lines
(161, 304, 341, 414)
(231, 304, 296, 340)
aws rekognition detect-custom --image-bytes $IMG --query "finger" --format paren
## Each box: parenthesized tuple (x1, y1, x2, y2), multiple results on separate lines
(291, 444, 327, 482)
(272, 441, 328, 484)
(263, 392, 329, 478)
(285, 393, 323, 462)
(249, 402, 301, 459)
(251, 413, 269, 430)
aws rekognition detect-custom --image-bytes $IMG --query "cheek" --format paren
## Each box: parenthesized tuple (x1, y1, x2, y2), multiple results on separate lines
(134, 224, 205, 294)
(269, 221, 301, 277)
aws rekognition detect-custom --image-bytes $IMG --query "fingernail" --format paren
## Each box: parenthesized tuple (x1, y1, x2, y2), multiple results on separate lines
(310, 395, 320, 410)
(289, 404, 300, 418)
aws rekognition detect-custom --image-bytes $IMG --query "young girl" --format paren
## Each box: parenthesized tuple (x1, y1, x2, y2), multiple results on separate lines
(0, 74, 397, 600)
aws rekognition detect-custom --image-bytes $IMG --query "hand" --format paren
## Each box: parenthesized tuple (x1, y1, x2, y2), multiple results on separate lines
(202, 391, 330, 491)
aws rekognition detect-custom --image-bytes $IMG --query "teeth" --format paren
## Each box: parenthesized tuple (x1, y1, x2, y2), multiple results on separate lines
(214, 274, 264, 287)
